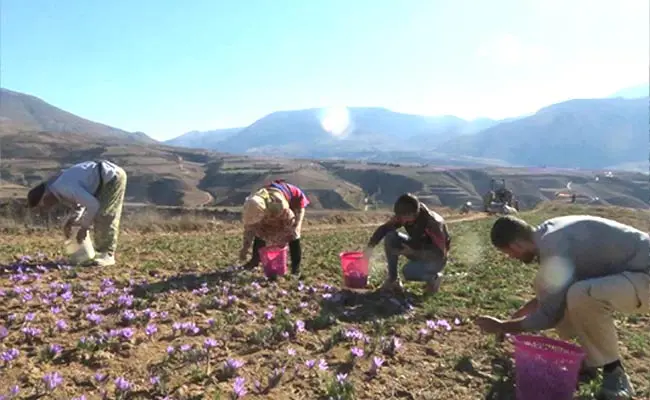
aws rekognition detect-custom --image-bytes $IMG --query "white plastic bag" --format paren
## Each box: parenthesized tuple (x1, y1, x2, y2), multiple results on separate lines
(64, 229, 95, 265)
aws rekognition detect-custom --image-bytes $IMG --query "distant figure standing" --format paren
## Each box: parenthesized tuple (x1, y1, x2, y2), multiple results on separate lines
(27, 160, 128, 267)
(240, 180, 310, 276)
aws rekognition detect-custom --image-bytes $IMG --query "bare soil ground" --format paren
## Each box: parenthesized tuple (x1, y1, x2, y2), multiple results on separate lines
(0, 204, 648, 399)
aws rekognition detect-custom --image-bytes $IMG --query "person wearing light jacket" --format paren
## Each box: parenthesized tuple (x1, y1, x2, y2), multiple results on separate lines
(27, 160, 128, 267)
(476, 215, 650, 400)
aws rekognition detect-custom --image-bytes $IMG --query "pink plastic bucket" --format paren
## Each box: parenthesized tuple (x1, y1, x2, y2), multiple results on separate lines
(259, 245, 288, 278)
(339, 252, 369, 289)
(512, 335, 585, 400)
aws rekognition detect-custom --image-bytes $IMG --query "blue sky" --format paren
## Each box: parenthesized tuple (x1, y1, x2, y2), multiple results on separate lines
(2, 0, 648, 140)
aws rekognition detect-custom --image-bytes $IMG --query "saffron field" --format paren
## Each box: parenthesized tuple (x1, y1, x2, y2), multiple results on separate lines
(1, 204, 648, 399)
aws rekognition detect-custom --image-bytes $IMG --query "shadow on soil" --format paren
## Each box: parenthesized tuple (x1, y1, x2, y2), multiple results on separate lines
(0, 260, 72, 276)
(132, 266, 246, 297)
(310, 288, 427, 326)
(484, 356, 516, 400)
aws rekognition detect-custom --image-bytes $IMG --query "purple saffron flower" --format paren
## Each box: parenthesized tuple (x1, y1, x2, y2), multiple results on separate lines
(0, 326, 8, 339)
(50, 306, 61, 314)
(150, 376, 161, 386)
(145, 324, 158, 337)
(203, 338, 218, 349)
(166, 346, 175, 355)
(437, 319, 452, 331)
(120, 328, 135, 340)
(350, 347, 364, 358)
(287, 347, 296, 356)
(370, 356, 384, 374)
(21, 326, 41, 339)
(24, 313, 35, 321)
(121, 310, 136, 322)
(295, 320, 305, 333)
(10, 385, 19, 395)
(305, 359, 316, 369)
(263, 311, 273, 320)
(61, 291, 73, 302)
(49, 343, 63, 355)
(318, 359, 328, 371)
(114, 377, 131, 392)
(1, 348, 19, 362)
(232, 377, 246, 398)
(117, 294, 133, 308)
(43, 371, 63, 390)
(336, 373, 348, 383)
(225, 358, 245, 370)
(180, 344, 191, 352)
(143, 309, 157, 320)
(86, 313, 103, 325)
(94, 372, 107, 383)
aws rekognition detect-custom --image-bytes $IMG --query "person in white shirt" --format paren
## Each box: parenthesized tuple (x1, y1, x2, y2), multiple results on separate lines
(27, 160, 128, 267)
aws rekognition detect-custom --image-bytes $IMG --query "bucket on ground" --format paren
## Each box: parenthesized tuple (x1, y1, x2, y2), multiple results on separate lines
(512, 335, 585, 400)
(64, 231, 96, 265)
(259, 245, 288, 278)
(339, 251, 369, 289)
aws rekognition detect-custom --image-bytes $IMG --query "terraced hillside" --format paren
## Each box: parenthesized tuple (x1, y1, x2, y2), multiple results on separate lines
(1, 128, 648, 211)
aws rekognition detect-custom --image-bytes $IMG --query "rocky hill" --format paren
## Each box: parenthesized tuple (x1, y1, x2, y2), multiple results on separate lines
(1, 88, 647, 211)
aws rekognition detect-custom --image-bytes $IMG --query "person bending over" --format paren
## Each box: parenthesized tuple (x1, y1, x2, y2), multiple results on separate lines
(27, 160, 128, 267)
(476, 215, 649, 400)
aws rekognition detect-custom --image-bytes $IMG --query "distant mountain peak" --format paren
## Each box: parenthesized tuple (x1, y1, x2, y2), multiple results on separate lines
(0, 87, 155, 143)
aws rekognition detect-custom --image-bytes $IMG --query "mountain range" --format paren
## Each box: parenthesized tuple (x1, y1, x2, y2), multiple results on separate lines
(0, 86, 648, 210)
(164, 84, 649, 170)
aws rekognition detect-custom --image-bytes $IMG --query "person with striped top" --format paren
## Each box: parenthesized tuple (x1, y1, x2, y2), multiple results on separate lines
(240, 180, 310, 275)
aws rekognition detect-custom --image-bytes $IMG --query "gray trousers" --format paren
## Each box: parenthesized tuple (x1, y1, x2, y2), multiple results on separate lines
(383, 230, 446, 282)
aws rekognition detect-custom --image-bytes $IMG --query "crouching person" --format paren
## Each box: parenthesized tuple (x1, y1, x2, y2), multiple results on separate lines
(476, 215, 650, 400)
(239, 187, 298, 275)
(364, 193, 451, 294)
(27, 160, 128, 266)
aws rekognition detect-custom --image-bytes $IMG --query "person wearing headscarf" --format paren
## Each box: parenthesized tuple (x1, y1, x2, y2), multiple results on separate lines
(239, 186, 297, 274)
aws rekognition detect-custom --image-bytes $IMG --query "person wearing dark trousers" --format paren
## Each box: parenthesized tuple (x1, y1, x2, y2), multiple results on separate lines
(241, 180, 310, 276)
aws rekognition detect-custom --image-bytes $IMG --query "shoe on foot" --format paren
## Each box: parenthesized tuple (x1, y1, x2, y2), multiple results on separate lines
(578, 366, 599, 384)
(598, 366, 635, 400)
(93, 253, 116, 267)
(424, 274, 442, 294)
(381, 279, 404, 293)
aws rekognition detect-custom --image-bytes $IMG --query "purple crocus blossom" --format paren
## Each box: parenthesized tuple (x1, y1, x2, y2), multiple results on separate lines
(145, 324, 158, 337)
(43, 372, 63, 390)
(350, 347, 364, 358)
(232, 377, 246, 398)
(203, 338, 218, 349)
(114, 377, 131, 392)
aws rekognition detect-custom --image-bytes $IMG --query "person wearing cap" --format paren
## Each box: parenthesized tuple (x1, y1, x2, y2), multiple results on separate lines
(26, 160, 128, 267)
(239, 186, 298, 274)
(476, 215, 650, 400)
